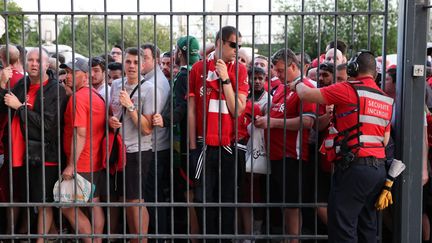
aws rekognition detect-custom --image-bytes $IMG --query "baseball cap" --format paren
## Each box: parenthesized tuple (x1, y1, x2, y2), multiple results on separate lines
(177, 36, 200, 65)
(60, 57, 89, 73)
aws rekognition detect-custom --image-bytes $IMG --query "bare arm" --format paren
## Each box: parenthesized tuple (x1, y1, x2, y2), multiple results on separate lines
(118, 90, 152, 135)
(255, 115, 315, 131)
(62, 127, 86, 180)
(215, 59, 247, 117)
(222, 83, 247, 117)
(128, 109, 153, 136)
(291, 82, 326, 104)
(188, 97, 197, 149)
(317, 106, 333, 131)
(317, 113, 332, 131)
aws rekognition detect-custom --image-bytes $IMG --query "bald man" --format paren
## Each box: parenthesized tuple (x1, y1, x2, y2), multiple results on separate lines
(325, 48, 345, 65)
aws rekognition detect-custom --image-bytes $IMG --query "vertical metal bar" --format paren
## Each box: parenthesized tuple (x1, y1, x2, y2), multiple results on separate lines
(266, 0, 272, 238)
(367, 0, 372, 50)
(298, 1, 306, 240)
(37, 0, 47, 239)
(350, 14, 355, 57)
(185, 14, 191, 238)
(281, 14, 288, 239)
(87, 13, 95, 242)
(380, 0, 389, 91)
(333, 0, 339, 84)
(314, 14, 323, 242)
(250, 14, 256, 240)
(103, 0, 111, 238)
(234, 1, 240, 240)
(153, 13, 159, 240)
(217, 15, 222, 239)
(25, 9, 31, 242)
(4, 0, 15, 238)
(169, 1, 175, 240)
(135, 2, 143, 240)
(22, 9, 29, 241)
(201, 3, 207, 240)
(378, 4, 389, 240)
(120, 14, 127, 242)
(70, 0, 79, 237)
(54, 13, 64, 243)
(393, 0, 428, 242)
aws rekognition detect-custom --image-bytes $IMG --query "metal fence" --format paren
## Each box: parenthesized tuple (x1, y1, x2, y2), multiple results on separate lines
(0, 0, 429, 242)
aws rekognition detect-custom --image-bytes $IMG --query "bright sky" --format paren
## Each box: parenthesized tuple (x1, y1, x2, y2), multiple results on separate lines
(13, 0, 278, 13)
(12, 0, 282, 45)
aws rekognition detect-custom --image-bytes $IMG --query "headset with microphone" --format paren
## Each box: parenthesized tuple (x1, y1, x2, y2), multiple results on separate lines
(346, 50, 374, 77)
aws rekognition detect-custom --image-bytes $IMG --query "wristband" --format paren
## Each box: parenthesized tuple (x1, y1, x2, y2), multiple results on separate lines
(221, 78, 231, 85)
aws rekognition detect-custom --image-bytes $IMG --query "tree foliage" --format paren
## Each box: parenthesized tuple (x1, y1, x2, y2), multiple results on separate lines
(275, 0, 398, 58)
(0, 1, 32, 45)
(57, 16, 172, 57)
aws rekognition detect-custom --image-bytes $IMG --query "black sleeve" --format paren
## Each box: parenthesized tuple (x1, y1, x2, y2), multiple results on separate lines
(18, 83, 68, 141)
(0, 78, 25, 113)
(161, 72, 188, 127)
(0, 88, 8, 112)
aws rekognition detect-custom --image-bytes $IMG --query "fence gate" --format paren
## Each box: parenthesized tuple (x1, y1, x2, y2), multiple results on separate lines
(0, 0, 429, 242)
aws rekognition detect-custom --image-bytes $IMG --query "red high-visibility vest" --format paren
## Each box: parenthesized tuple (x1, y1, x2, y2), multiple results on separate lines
(321, 81, 393, 160)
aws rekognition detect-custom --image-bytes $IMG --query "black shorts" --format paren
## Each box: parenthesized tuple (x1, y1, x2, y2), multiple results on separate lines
(29, 165, 60, 203)
(79, 170, 106, 199)
(108, 172, 123, 200)
(270, 158, 309, 205)
(8, 165, 59, 203)
(12, 167, 27, 202)
(121, 150, 152, 200)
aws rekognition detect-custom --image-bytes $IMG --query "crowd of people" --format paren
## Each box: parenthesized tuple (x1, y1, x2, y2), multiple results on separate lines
(0, 24, 430, 243)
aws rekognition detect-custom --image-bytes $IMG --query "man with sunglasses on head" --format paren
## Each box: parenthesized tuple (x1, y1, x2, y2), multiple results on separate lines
(188, 25, 249, 241)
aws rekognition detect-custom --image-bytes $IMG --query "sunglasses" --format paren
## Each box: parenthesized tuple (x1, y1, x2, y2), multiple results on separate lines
(224, 40, 241, 49)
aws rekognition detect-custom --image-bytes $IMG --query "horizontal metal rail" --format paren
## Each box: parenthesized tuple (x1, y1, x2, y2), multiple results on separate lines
(0, 10, 387, 16)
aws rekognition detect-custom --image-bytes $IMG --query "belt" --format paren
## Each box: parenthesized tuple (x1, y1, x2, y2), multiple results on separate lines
(336, 157, 385, 170)
(351, 157, 385, 166)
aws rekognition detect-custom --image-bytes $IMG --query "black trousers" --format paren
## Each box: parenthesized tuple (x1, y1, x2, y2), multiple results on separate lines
(328, 158, 386, 243)
(145, 149, 171, 242)
(195, 145, 243, 242)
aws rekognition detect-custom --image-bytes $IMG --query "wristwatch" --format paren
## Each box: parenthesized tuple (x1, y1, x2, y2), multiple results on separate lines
(221, 78, 231, 85)
(127, 104, 136, 112)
